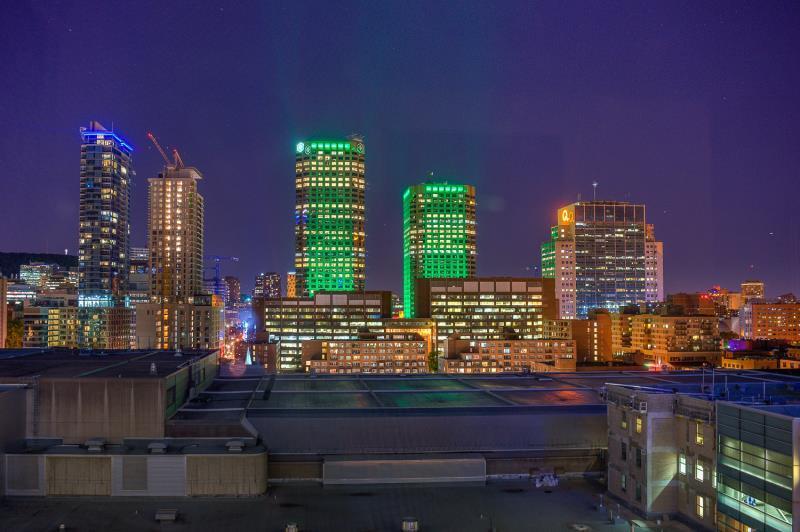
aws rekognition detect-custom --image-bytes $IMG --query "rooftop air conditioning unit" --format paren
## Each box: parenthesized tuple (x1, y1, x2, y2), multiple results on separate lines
(85, 438, 105, 453)
(148, 442, 167, 454)
(639, 402, 648, 413)
(226, 440, 244, 453)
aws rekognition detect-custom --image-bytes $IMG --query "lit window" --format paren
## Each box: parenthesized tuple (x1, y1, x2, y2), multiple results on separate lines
(695, 422, 704, 445)
(679, 454, 687, 475)
(696, 495, 705, 518)
(695, 461, 705, 482)
(636, 417, 642, 434)
(621, 410, 628, 430)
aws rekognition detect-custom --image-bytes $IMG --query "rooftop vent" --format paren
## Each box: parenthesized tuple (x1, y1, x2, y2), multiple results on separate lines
(226, 440, 244, 453)
(148, 442, 167, 454)
(85, 438, 105, 453)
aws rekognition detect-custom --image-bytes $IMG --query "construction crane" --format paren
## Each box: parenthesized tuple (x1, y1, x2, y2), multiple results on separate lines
(204, 256, 239, 301)
(147, 131, 185, 169)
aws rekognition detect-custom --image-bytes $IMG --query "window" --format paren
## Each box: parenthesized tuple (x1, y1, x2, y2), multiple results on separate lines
(635, 482, 642, 502)
(696, 495, 705, 518)
(621, 441, 627, 461)
(679, 453, 687, 475)
(695, 422, 704, 445)
(621, 473, 627, 492)
(621, 410, 628, 430)
(635, 417, 642, 434)
(635, 448, 642, 468)
(695, 460, 705, 482)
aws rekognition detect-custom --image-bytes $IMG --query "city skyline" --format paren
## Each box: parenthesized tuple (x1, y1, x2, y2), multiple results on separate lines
(2, 2, 800, 297)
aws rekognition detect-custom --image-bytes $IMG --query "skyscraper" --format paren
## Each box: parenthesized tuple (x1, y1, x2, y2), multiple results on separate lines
(541, 201, 663, 319)
(741, 280, 765, 302)
(402, 182, 477, 318)
(254, 272, 281, 299)
(294, 138, 366, 297)
(223, 276, 241, 306)
(148, 166, 204, 303)
(136, 158, 222, 350)
(78, 121, 132, 307)
(286, 271, 297, 298)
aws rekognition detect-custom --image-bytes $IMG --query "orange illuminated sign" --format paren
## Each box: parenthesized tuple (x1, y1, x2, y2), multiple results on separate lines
(559, 208, 574, 225)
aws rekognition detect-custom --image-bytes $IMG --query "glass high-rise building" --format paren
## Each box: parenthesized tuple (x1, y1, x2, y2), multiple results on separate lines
(294, 138, 366, 297)
(402, 182, 476, 318)
(541, 201, 663, 319)
(78, 121, 133, 308)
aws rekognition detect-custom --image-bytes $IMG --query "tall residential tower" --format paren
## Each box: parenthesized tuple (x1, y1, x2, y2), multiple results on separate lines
(294, 138, 366, 297)
(78, 121, 132, 307)
(402, 182, 477, 318)
(542, 200, 663, 319)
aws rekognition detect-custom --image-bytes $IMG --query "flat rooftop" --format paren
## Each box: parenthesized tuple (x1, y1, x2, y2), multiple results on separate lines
(176, 366, 800, 417)
(0, 348, 217, 379)
(0, 479, 684, 532)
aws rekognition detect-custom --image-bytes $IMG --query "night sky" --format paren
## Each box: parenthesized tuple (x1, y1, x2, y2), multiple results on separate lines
(2, 1, 799, 296)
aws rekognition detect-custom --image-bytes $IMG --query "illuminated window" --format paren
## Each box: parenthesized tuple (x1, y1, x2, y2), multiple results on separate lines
(695, 461, 705, 482)
(635, 417, 642, 434)
(695, 495, 705, 518)
(621, 410, 628, 430)
(695, 422, 704, 445)
(678, 453, 686, 475)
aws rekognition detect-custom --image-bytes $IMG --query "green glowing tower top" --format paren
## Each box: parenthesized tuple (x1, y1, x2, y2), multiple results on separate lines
(294, 138, 366, 297)
(403, 182, 477, 318)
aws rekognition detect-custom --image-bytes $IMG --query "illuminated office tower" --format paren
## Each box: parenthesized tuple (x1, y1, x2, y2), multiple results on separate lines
(741, 280, 765, 303)
(402, 182, 476, 318)
(541, 201, 663, 319)
(223, 276, 241, 306)
(294, 138, 366, 297)
(286, 271, 297, 298)
(78, 121, 132, 307)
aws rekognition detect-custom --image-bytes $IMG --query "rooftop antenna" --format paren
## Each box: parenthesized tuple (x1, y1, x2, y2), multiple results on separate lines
(592, 181, 599, 201)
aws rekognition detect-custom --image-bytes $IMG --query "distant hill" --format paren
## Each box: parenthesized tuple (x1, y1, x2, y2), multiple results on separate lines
(0, 252, 78, 278)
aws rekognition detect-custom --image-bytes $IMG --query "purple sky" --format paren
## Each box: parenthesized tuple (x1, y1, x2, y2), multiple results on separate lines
(2, 1, 799, 296)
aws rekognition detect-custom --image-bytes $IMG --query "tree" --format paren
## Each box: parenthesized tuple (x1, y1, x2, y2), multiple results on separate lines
(5, 318, 23, 348)
(427, 351, 438, 373)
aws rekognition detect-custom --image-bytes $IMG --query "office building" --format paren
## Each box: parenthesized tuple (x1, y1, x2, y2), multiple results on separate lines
(223, 276, 240, 307)
(126, 247, 150, 307)
(286, 271, 297, 298)
(78, 121, 132, 308)
(402, 182, 477, 318)
(414, 277, 557, 352)
(19, 263, 53, 289)
(253, 272, 280, 299)
(294, 138, 366, 296)
(22, 306, 50, 348)
(628, 314, 720, 367)
(302, 333, 429, 374)
(135, 295, 223, 350)
(47, 307, 80, 347)
(254, 291, 392, 371)
(440, 336, 576, 373)
(545, 309, 614, 363)
(741, 280, 765, 303)
(741, 300, 800, 342)
(541, 201, 663, 318)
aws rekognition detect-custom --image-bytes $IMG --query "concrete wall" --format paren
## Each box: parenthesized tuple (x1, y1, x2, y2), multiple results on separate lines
(46, 456, 112, 496)
(0, 388, 28, 495)
(38, 379, 165, 444)
(186, 453, 267, 496)
(323, 456, 486, 485)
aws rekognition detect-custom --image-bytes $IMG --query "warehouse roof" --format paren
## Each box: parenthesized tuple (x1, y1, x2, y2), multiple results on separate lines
(0, 348, 217, 379)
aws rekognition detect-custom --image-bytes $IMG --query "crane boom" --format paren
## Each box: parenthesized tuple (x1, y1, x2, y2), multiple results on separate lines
(147, 132, 171, 166)
(172, 148, 185, 169)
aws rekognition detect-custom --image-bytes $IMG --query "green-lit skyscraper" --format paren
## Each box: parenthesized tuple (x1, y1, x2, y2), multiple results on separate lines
(294, 138, 366, 297)
(403, 182, 476, 317)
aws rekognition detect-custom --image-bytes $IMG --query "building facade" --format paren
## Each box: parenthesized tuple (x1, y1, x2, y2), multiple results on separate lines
(223, 276, 241, 306)
(741, 301, 800, 343)
(402, 182, 477, 318)
(78, 121, 132, 308)
(286, 271, 297, 298)
(741, 280, 765, 303)
(253, 272, 280, 299)
(545, 309, 614, 363)
(255, 291, 392, 372)
(440, 337, 576, 373)
(294, 138, 366, 297)
(628, 314, 720, 367)
(541, 201, 663, 319)
(414, 277, 557, 352)
(302, 333, 428, 374)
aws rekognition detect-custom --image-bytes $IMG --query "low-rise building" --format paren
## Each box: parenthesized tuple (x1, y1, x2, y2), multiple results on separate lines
(440, 336, 576, 373)
(741, 300, 800, 343)
(302, 333, 428, 374)
(628, 314, 720, 368)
